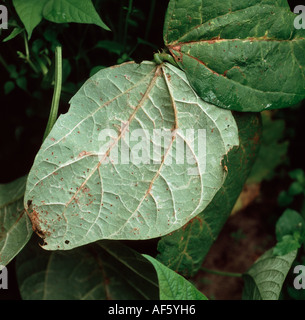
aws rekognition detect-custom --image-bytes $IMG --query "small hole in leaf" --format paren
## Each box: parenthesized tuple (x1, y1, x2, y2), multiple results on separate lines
(65, 240, 70, 245)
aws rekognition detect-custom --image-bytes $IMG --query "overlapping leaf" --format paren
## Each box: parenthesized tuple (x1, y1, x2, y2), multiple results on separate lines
(242, 248, 297, 300)
(24, 61, 239, 250)
(43, 0, 110, 30)
(0, 176, 32, 266)
(12, 0, 109, 39)
(164, 0, 305, 112)
(157, 112, 262, 276)
(143, 254, 208, 300)
(12, 0, 48, 39)
(16, 239, 158, 300)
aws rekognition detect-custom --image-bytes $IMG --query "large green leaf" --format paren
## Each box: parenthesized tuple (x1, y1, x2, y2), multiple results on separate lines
(12, 0, 49, 39)
(164, 0, 305, 112)
(242, 248, 297, 300)
(0, 176, 32, 266)
(143, 254, 208, 300)
(24, 61, 239, 250)
(157, 112, 262, 276)
(16, 239, 158, 300)
(43, 0, 110, 31)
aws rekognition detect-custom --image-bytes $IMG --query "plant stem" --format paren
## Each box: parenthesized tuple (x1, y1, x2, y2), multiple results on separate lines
(153, 52, 179, 68)
(200, 267, 243, 278)
(144, 0, 156, 40)
(123, 0, 133, 52)
(23, 32, 39, 74)
(43, 46, 62, 142)
(0, 54, 10, 73)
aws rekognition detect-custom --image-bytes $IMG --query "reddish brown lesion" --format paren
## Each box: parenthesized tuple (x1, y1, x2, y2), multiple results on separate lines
(78, 150, 92, 158)
(25, 203, 49, 238)
(168, 45, 183, 64)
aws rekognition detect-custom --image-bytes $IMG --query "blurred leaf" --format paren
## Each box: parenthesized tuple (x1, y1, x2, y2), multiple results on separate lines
(16, 76, 27, 91)
(273, 233, 302, 256)
(242, 248, 297, 300)
(247, 112, 289, 184)
(12, 0, 49, 39)
(275, 209, 305, 242)
(0, 176, 32, 267)
(2, 27, 24, 42)
(288, 181, 304, 196)
(143, 254, 208, 300)
(95, 40, 124, 55)
(278, 190, 294, 207)
(289, 169, 305, 184)
(43, 0, 110, 31)
(16, 240, 158, 300)
(4, 81, 15, 95)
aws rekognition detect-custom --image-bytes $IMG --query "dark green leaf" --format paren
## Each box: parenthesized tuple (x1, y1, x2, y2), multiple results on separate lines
(143, 254, 208, 300)
(289, 169, 305, 184)
(16, 239, 158, 300)
(246, 112, 289, 184)
(278, 190, 294, 207)
(4, 81, 15, 95)
(43, 0, 110, 31)
(12, 0, 49, 39)
(273, 233, 301, 256)
(2, 27, 24, 42)
(164, 0, 305, 112)
(95, 40, 124, 55)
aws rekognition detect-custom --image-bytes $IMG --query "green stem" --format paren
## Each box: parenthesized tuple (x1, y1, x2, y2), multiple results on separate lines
(200, 267, 243, 278)
(144, 0, 156, 40)
(153, 52, 179, 68)
(0, 54, 10, 73)
(23, 32, 39, 74)
(43, 46, 62, 142)
(123, 0, 133, 52)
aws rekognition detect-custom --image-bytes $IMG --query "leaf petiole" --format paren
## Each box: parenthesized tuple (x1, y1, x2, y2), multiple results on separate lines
(43, 46, 62, 141)
(200, 267, 242, 278)
(153, 52, 179, 68)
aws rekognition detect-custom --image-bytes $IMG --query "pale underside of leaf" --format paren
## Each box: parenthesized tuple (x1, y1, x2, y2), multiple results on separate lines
(24, 61, 238, 250)
(242, 248, 297, 300)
